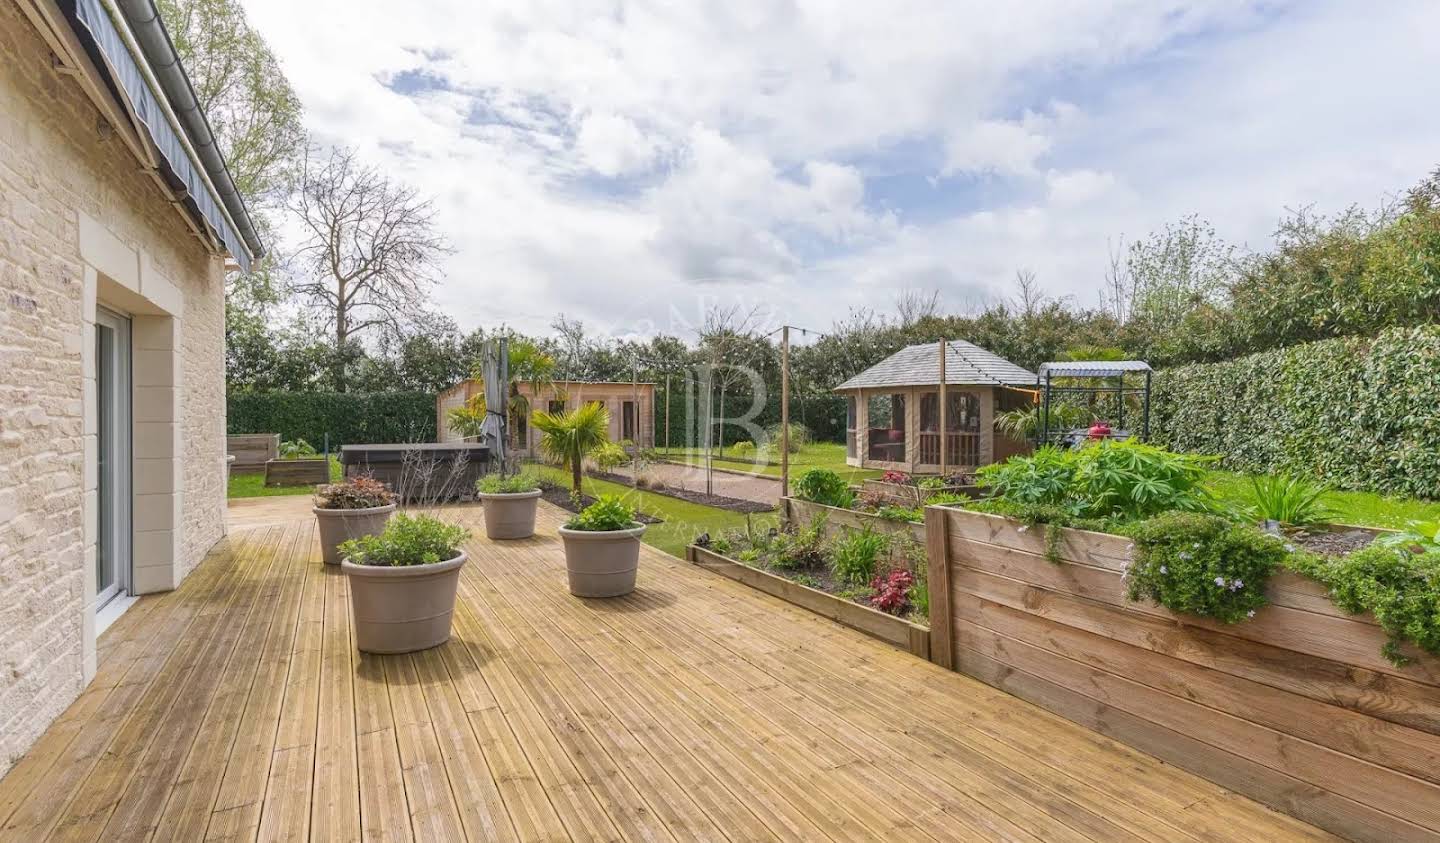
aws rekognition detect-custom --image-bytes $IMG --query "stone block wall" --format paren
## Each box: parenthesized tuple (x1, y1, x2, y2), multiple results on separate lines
(0, 1, 228, 774)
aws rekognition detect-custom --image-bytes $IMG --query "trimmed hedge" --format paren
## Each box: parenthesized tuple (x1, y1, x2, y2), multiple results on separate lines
(651, 388, 847, 447)
(1152, 326, 1440, 499)
(227, 391, 435, 448)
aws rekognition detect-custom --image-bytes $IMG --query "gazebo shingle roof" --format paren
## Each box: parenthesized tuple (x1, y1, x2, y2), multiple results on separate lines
(834, 341, 1036, 391)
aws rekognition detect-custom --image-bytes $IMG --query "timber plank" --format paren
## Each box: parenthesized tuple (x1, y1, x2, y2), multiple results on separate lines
(410, 647, 518, 842)
(957, 646, 1418, 842)
(0, 527, 244, 829)
(485, 531, 1103, 843)
(961, 594, 1440, 785)
(100, 521, 290, 840)
(446, 588, 624, 842)
(41, 522, 282, 842)
(152, 525, 299, 838)
(257, 522, 329, 841)
(955, 564, 1440, 733)
(947, 536, 1440, 684)
(670, 529, 1327, 843)
(957, 617, 1440, 831)
(382, 654, 468, 842)
(353, 651, 412, 843)
(204, 520, 315, 840)
(308, 567, 360, 843)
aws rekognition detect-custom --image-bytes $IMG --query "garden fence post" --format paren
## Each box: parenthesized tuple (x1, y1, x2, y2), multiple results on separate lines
(924, 506, 954, 671)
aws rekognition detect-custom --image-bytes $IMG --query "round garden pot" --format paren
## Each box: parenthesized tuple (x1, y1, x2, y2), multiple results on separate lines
(557, 524, 646, 598)
(313, 504, 396, 565)
(477, 490, 542, 540)
(341, 551, 467, 654)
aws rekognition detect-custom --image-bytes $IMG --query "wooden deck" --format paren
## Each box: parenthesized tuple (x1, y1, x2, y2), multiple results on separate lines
(0, 501, 1333, 842)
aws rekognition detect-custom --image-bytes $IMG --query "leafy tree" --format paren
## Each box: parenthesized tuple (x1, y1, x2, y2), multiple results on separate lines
(158, 0, 305, 306)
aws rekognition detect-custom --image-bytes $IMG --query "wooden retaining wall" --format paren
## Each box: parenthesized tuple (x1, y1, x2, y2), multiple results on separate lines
(263, 458, 330, 487)
(924, 505, 1440, 842)
(227, 433, 279, 471)
(782, 497, 924, 544)
(687, 545, 930, 658)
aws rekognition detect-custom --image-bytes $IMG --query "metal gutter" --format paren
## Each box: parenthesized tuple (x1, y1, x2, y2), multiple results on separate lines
(112, 0, 265, 263)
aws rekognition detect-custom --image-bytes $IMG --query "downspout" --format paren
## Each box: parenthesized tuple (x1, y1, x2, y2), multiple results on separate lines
(113, 0, 265, 263)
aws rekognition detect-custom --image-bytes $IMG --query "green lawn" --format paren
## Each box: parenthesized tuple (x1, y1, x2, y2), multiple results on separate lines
(663, 441, 881, 484)
(228, 457, 342, 499)
(533, 466, 777, 558)
(1204, 470, 1438, 530)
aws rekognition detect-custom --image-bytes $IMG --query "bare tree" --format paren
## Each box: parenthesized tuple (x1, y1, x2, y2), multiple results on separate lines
(1101, 235, 1134, 323)
(894, 289, 941, 326)
(288, 145, 452, 390)
(1011, 268, 1046, 318)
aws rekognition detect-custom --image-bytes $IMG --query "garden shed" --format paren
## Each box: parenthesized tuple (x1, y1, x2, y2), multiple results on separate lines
(834, 341, 1036, 474)
(436, 379, 656, 457)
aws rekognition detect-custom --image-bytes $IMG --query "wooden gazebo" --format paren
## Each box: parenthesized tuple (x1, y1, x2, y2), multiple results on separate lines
(834, 341, 1035, 475)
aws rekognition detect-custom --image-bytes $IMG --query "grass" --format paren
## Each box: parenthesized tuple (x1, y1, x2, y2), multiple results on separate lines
(1204, 470, 1439, 530)
(663, 441, 882, 484)
(228, 458, 342, 499)
(533, 465, 778, 558)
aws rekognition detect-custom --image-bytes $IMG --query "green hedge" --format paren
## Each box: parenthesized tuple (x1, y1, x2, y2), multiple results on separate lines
(227, 391, 435, 448)
(1151, 326, 1440, 499)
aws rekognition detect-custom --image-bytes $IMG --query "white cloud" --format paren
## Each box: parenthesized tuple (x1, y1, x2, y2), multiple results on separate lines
(239, 0, 1440, 337)
(575, 112, 658, 177)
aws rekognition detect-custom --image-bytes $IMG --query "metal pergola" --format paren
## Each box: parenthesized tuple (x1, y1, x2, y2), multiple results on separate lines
(1036, 360, 1153, 446)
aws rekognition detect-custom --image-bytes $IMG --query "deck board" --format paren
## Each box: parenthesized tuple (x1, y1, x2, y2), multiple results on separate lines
(0, 501, 1336, 842)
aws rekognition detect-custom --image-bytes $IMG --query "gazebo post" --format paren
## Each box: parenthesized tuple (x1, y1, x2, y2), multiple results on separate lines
(938, 339, 947, 478)
(1142, 369, 1152, 441)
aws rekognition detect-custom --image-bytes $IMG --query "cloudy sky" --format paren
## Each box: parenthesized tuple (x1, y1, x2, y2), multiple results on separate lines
(243, 0, 1440, 340)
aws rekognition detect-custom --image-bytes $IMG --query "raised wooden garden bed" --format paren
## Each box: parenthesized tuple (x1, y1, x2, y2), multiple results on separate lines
(264, 457, 330, 487)
(782, 496, 924, 543)
(858, 478, 982, 504)
(924, 504, 1440, 841)
(687, 544, 929, 658)
(227, 433, 279, 471)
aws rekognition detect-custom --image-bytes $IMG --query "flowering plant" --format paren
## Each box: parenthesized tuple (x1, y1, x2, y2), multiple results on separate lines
(881, 470, 911, 485)
(1124, 512, 1284, 624)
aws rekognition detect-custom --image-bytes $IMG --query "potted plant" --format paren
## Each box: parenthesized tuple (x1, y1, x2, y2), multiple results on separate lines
(476, 469, 543, 539)
(557, 495, 646, 597)
(312, 476, 397, 565)
(339, 514, 470, 653)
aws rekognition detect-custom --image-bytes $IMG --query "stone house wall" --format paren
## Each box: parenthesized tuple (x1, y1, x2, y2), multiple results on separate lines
(0, 1, 228, 774)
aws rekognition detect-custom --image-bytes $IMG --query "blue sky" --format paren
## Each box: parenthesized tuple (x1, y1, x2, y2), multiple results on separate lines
(244, 0, 1440, 341)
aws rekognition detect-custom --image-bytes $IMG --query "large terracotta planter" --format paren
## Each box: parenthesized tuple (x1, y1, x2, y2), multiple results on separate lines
(314, 504, 396, 565)
(341, 551, 467, 653)
(477, 490, 541, 539)
(558, 524, 646, 597)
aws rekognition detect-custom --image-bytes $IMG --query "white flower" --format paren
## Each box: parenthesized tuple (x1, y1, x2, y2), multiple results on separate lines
(1178, 551, 1192, 561)
(1017, 525, 1029, 533)
(1214, 576, 1226, 587)
(1246, 610, 1256, 618)
(1284, 543, 1296, 552)
(1159, 565, 1168, 574)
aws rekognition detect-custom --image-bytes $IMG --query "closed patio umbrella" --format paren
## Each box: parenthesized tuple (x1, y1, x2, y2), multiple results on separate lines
(478, 340, 507, 470)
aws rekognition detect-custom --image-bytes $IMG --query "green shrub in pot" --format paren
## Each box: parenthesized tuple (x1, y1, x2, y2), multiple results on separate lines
(559, 495, 646, 597)
(339, 514, 471, 653)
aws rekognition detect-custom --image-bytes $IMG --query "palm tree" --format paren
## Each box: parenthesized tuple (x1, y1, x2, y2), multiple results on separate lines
(532, 401, 610, 494)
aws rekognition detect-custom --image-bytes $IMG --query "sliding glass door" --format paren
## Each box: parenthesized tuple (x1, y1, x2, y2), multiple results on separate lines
(95, 308, 131, 610)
